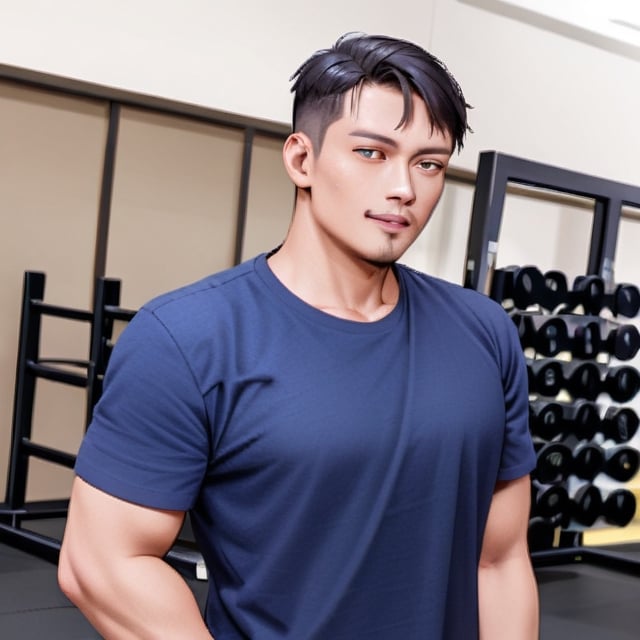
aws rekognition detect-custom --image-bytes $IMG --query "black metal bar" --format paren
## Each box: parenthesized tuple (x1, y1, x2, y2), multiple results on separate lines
(0, 523, 61, 565)
(26, 361, 88, 387)
(165, 548, 208, 581)
(20, 440, 77, 468)
(5, 272, 45, 509)
(104, 304, 136, 322)
(464, 151, 640, 293)
(531, 546, 589, 567)
(233, 127, 255, 265)
(0, 499, 69, 520)
(30, 301, 92, 322)
(87, 278, 122, 425)
(463, 152, 508, 292)
(598, 197, 622, 286)
(532, 546, 640, 577)
(587, 199, 607, 278)
(93, 102, 121, 283)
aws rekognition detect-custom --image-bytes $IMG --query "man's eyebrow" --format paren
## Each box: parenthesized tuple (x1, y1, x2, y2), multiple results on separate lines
(349, 130, 398, 147)
(348, 129, 452, 156)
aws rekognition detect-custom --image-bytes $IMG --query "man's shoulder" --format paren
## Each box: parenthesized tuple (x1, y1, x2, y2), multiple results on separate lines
(398, 263, 501, 312)
(397, 263, 515, 349)
(142, 256, 263, 317)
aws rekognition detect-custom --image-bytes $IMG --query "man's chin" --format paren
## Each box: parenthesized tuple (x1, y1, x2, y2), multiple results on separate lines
(364, 252, 401, 269)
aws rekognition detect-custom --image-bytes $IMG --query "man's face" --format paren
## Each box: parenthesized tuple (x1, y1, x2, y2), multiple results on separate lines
(305, 83, 453, 266)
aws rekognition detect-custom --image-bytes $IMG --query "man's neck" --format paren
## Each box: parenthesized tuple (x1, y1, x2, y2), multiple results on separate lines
(267, 240, 399, 322)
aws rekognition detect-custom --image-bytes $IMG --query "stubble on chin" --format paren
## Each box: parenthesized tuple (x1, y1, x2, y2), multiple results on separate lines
(364, 238, 407, 268)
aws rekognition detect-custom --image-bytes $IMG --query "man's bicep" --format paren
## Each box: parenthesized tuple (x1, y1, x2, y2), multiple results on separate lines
(62, 476, 186, 563)
(479, 475, 531, 567)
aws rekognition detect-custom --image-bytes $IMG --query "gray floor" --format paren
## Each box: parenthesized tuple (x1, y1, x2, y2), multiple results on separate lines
(2, 540, 640, 639)
(0, 542, 208, 640)
(536, 562, 640, 639)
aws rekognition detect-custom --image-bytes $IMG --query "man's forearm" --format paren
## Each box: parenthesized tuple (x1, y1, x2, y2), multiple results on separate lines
(60, 554, 213, 639)
(478, 555, 539, 639)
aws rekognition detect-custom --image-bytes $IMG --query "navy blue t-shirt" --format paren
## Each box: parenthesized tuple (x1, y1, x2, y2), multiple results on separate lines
(76, 254, 535, 639)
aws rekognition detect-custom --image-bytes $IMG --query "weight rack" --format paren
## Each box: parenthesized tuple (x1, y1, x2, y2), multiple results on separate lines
(464, 150, 640, 574)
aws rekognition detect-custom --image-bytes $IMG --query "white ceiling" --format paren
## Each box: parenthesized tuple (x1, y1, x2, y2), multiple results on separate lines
(459, 0, 640, 60)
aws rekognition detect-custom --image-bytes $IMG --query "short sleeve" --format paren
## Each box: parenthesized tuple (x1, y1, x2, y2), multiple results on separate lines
(496, 311, 536, 481)
(75, 308, 210, 510)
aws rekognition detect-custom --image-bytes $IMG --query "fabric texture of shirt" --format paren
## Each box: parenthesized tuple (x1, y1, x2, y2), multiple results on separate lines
(75, 253, 536, 639)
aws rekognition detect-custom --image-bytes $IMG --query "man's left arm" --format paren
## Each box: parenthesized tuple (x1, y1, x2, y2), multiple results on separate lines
(478, 474, 539, 639)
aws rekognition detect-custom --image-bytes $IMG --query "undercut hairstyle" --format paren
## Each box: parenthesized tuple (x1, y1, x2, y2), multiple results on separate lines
(290, 32, 471, 153)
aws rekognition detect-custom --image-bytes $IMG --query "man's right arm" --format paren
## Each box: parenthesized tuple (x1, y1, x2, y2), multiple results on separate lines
(58, 476, 213, 639)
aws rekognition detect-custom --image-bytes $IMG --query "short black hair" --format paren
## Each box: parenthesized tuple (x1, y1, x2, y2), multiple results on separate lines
(290, 32, 471, 153)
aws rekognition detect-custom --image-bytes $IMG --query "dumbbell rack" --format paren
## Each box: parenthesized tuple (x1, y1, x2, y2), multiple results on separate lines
(493, 267, 640, 548)
(464, 151, 640, 573)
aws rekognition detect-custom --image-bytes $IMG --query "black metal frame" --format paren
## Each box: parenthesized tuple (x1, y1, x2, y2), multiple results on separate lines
(464, 150, 640, 573)
(0, 272, 120, 560)
(0, 272, 204, 577)
(464, 151, 640, 294)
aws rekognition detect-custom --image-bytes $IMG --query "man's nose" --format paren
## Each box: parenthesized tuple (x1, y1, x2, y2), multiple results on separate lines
(386, 162, 416, 205)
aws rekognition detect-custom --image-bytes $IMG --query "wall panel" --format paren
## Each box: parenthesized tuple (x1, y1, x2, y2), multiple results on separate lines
(105, 108, 244, 309)
(0, 80, 108, 499)
(242, 134, 292, 261)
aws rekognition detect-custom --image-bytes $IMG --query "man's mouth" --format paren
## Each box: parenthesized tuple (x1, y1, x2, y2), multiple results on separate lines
(365, 212, 410, 228)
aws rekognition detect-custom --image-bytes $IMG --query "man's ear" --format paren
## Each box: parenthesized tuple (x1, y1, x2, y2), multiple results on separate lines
(282, 132, 314, 188)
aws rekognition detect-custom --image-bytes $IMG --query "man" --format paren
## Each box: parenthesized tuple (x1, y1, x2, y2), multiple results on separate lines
(59, 33, 539, 638)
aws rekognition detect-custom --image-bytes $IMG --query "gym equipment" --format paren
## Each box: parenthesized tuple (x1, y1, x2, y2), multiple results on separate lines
(601, 489, 637, 527)
(0, 272, 207, 580)
(514, 312, 640, 360)
(463, 150, 640, 569)
(601, 406, 639, 444)
(531, 481, 569, 519)
(570, 484, 603, 527)
(0, 272, 123, 552)
(532, 438, 573, 484)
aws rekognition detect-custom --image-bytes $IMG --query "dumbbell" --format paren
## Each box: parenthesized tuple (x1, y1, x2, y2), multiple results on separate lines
(527, 516, 558, 552)
(531, 480, 569, 519)
(601, 489, 637, 527)
(600, 406, 639, 443)
(529, 399, 600, 441)
(529, 400, 565, 440)
(527, 359, 564, 397)
(567, 276, 640, 318)
(516, 313, 640, 360)
(526, 358, 601, 400)
(601, 444, 640, 482)
(532, 437, 573, 484)
(562, 360, 603, 401)
(490, 265, 546, 309)
(603, 366, 640, 403)
(569, 483, 603, 527)
(562, 435, 604, 481)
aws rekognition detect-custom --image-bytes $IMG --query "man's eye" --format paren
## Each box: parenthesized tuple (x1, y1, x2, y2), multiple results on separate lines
(419, 161, 442, 171)
(356, 149, 383, 159)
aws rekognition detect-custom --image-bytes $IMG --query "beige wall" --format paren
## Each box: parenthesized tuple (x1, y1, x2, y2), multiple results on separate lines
(242, 135, 293, 261)
(105, 107, 244, 308)
(0, 0, 438, 126)
(1, 0, 638, 186)
(0, 80, 107, 500)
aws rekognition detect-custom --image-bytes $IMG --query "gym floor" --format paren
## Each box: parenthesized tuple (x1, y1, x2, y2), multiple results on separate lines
(2, 538, 640, 639)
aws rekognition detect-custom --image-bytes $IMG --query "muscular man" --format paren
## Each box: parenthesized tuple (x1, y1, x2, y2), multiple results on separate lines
(59, 32, 539, 639)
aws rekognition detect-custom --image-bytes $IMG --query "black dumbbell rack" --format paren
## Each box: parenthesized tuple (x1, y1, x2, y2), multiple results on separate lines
(464, 151, 640, 573)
